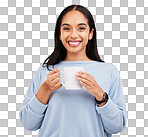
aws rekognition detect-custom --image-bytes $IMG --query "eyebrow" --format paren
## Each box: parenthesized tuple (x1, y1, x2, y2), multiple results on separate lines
(61, 23, 87, 27)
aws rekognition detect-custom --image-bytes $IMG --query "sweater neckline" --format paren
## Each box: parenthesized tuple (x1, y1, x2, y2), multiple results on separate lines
(59, 60, 97, 64)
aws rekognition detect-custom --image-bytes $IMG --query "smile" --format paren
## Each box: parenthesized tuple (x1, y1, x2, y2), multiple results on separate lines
(68, 41, 81, 47)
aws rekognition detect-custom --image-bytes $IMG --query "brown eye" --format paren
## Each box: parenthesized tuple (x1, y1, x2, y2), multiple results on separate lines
(63, 28, 70, 30)
(79, 27, 85, 30)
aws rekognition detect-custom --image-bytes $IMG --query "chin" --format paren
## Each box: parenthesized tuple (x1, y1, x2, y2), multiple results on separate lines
(69, 47, 85, 54)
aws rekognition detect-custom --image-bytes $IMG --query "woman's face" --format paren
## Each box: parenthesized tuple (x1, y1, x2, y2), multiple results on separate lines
(59, 10, 94, 56)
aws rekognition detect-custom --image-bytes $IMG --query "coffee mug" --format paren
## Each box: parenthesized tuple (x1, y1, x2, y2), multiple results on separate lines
(60, 67, 84, 90)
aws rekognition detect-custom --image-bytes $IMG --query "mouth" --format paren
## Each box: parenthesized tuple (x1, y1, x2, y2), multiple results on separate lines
(67, 41, 82, 47)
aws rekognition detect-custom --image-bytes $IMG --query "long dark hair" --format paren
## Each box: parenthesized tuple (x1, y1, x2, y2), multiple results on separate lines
(42, 4, 104, 71)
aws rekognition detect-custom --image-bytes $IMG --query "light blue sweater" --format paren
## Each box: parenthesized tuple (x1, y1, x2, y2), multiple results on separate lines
(19, 61, 127, 137)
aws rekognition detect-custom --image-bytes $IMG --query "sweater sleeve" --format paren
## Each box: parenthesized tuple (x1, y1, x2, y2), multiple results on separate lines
(19, 67, 48, 131)
(96, 64, 127, 134)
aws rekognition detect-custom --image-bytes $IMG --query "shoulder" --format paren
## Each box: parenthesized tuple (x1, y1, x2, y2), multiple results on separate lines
(33, 65, 49, 77)
(104, 63, 119, 76)
(35, 64, 55, 78)
(31, 66, 44, 80)
(106, 63, 119, 73)
(104, 63, 120, 80)
(35, 66, 45, 74)
(95, 61, 118, 72)
(95, 61, 120, 79)
(37, 64, 53, 72)
(31, 65, 50, 82)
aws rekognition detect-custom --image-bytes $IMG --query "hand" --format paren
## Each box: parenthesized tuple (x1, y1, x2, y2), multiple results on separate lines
(43, 68, 62, 91)
(76, 71, 104, 101)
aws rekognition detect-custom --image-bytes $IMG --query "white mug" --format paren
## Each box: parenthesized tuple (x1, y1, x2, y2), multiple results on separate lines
(60, 67, 84, 90)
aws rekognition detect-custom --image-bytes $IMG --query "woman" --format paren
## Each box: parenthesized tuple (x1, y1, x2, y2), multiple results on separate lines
(19, 4, 127, 137)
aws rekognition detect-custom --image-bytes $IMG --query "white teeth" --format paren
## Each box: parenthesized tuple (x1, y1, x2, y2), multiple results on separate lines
(69, 42, 80, 44)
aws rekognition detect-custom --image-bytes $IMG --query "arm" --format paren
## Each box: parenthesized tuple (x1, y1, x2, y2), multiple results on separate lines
(95, 65, 127, 134)
(19, 67, 62, 131)
(19, 67, 50, 131)
(76, 66, 127, 134)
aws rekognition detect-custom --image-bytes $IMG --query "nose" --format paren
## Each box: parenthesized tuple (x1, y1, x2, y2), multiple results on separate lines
(70, 29, 78, 39)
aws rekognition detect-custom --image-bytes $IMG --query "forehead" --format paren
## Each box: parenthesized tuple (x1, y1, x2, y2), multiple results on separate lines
(61, 10, 89, 26)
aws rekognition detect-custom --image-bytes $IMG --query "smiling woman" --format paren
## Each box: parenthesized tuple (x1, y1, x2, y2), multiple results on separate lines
(42, 4, 104, 68)
(19, 4, 127, 137)
(59, 10, 94, 61)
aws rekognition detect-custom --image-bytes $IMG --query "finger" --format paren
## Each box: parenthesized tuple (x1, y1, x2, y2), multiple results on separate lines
(55, 82, 62, 88)
(77, 77, 91, 87)
(47, 70, 60, 81)
(49, 68, 60, 75)
(76, 72, 91, 82)
(52, 77, 61, 85)
(50, 72, 61, 81)
(79, 80, 91, 89)
(78, 71, 90, 77)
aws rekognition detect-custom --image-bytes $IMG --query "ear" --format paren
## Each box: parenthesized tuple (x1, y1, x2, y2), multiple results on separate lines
(88, 28, 94, 40)
(59, 34, 61, 40)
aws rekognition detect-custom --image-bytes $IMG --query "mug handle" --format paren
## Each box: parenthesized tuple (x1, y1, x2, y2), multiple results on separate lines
(60, 71, 65, 87)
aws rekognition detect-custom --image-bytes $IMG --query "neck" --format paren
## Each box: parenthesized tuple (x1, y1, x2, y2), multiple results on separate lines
(64, 57, 92, 61)
(64, 52, 92, 61)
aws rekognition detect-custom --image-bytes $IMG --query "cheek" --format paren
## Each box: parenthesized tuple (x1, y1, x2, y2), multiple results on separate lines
(81, 32, 89, 39)
(61, 33, 69, 42)
(82, 34, 89, 43)
(60, 34, 69, 47)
